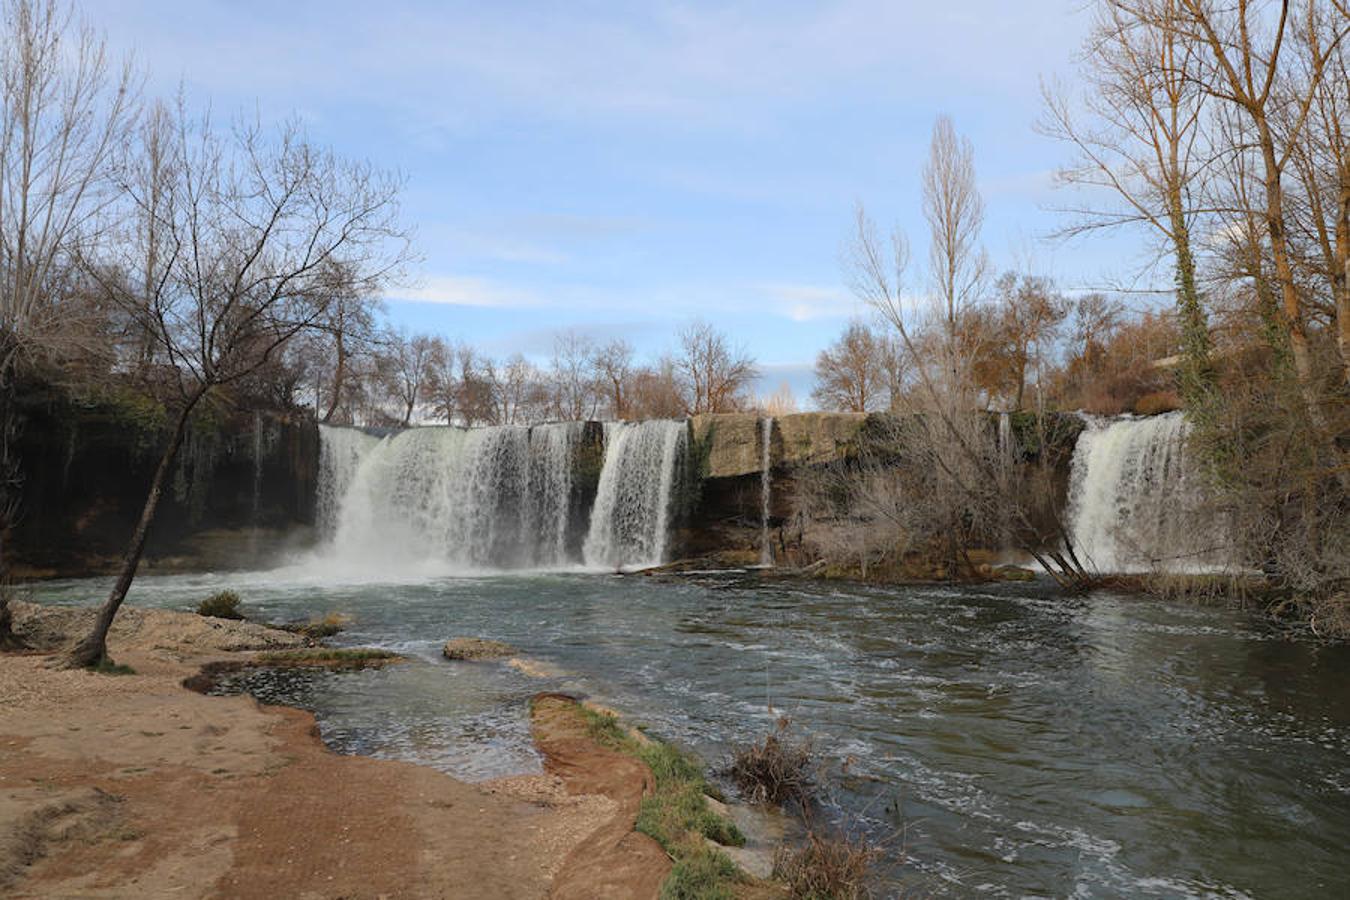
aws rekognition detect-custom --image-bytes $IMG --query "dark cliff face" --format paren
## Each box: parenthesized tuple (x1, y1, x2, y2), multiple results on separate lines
(10, 385, 319, 576)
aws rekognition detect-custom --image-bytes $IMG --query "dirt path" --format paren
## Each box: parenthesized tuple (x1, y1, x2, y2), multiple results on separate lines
(529, 694, 671, 900)
(0, 603, 621, 899)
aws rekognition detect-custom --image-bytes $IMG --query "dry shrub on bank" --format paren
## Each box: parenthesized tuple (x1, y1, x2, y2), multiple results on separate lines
(728, 717, 815, 806)
(773, 829, 881, 900)
(1133, 389, 1182, 415)
(196, 590, 243, 620)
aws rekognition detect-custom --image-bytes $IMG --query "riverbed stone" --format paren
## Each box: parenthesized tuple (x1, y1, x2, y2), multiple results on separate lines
(442, 637, 517, 660)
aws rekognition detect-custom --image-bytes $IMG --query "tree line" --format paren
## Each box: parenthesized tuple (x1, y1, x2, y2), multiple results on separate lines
(305, 317, 760, 428)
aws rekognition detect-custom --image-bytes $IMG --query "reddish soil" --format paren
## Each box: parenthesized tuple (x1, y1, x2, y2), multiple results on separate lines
(0, 604, 639, 899)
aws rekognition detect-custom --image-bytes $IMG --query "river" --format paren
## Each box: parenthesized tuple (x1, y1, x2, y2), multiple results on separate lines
(33, 570, 1350, 898)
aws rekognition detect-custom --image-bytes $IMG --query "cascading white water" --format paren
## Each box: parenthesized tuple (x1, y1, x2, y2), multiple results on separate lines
(317, 422, 583, 570)
(1067, 412, 1225, 573)
(583, 420, 687, 569)
(317, 425, 379, 539)
(759, 416, 773, 566)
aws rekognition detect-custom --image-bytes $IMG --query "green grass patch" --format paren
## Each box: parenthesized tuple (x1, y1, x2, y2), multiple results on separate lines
(569, 704, 746, 899)
(661, 846, 739, 900)
(91, 658, 136, 676)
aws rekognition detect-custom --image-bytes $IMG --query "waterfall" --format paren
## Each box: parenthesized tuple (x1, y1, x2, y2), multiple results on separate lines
(583, 420, 687, 570)
(317, 425, 379, 539)
(759, 416, 773, 566)
(320, 423, 587, 570)
(1067, 412, 1225, 573)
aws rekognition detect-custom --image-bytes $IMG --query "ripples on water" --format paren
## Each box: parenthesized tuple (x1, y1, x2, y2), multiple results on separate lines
(33, 570, 1350, 898)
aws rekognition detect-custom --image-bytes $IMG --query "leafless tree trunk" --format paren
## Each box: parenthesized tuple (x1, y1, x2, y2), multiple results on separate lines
(0, 0, 135, 602)
(66, 103, 409, 667)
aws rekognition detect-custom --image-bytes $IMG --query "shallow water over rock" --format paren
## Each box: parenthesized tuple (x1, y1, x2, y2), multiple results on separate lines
(33, 571, 1350, 898)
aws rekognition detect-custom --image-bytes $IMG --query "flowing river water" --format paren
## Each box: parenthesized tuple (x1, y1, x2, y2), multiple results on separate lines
(32, 571, 1350, 898)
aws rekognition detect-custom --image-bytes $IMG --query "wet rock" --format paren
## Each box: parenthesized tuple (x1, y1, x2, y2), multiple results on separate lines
(442, 638, 517, 661)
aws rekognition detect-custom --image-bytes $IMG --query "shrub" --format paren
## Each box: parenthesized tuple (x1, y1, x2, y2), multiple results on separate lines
(196, 591, 243, 620)
(284, 611, 351, 640)
(728, 717, 815, 806)
(1134, 390, 1182, 416)
(773, 830, 881, 900)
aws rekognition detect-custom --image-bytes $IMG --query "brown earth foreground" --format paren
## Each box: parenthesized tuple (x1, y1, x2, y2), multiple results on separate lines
(0, 602, 660, 899)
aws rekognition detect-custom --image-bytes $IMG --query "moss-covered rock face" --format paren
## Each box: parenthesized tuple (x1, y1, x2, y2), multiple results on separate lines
(774, 413, 866, 468)
(12, 379, 319, 576)
(690, 412, 866, 479)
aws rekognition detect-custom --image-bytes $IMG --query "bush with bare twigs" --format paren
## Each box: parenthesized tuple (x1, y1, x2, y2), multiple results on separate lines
(772, 829, 882, 900)
(728, 717, 816, 806)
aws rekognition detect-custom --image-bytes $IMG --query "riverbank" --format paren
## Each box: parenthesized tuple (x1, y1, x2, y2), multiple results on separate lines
(0, 602, 644, 898)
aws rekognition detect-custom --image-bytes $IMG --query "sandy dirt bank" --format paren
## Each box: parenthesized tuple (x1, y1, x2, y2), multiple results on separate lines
(0, 602, 645, 899)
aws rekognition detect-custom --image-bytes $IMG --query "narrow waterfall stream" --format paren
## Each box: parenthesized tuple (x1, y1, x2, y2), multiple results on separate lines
(759, 416, 773, 565)
(1066, 412, 1226, 573)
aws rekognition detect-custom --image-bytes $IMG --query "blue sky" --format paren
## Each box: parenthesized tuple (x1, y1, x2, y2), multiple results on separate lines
(93, 1, 1157, 403)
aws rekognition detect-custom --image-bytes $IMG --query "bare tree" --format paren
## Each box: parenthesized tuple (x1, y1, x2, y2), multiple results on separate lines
(381, 329, 436, 426)
(849, 204, 1092, 588)
(0, 0, 135, 641)
(992, 272, 1069, 410)
(422, 336, 458, 424)
(767, 382, 798, 415)
(923, 115, 988, 342)
(593, 337, 634, 419)
(67, 106, 409, 667)
(1174, 0, 1349, 406)
(675, 319, 758, 415)
(628, 358, 686, 419)
(316, 272, 381, 423)
(549, 329, 599, 421)
(493, 352, 542, 425)
(1041, 0, 1217, 410)
(812, 320, 889, 412)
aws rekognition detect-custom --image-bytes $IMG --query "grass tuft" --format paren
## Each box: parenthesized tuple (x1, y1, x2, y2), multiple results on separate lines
(196, 590, 243, 620)
(90, 657, 136, 676)
(280, 611, 352, 640)
(661, 846, 739, 900)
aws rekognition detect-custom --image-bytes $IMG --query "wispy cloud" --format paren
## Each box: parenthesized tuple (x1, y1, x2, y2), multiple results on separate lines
(389, 275, 538, 308)
(756, 282, 854, 321)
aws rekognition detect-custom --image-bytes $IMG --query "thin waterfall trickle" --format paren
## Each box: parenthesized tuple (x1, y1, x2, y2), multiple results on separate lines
(251, 411, 264, 552)
(583, 420, 687, 569)
(759, 416, 773, 566)
(1066, 412, 1226, 573)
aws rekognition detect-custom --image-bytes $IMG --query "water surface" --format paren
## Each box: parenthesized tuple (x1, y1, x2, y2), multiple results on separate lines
(33, 571, 1350, 898)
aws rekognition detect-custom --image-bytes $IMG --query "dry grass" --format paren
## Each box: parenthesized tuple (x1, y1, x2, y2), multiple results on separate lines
(728, 717, 816, 807)
(280, 611, 352, 640)
(0, 788, 124, 891)
(772, 830, 881, 900)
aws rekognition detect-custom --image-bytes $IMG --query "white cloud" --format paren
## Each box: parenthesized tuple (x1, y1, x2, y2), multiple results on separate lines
(755, 282, 853, 321)
(389, 275, 537, 308)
